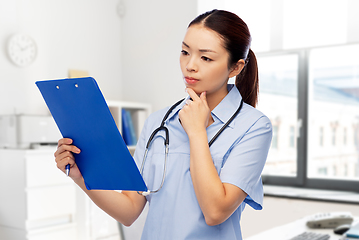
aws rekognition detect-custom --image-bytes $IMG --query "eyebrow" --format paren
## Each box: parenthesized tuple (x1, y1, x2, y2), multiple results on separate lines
(182, 41, 217, 53)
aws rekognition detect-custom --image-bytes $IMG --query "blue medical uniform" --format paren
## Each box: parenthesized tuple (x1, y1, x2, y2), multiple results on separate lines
(133, 84, 272, 240)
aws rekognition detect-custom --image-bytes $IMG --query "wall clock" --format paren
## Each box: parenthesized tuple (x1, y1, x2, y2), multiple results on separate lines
(7, 33, 37, 67)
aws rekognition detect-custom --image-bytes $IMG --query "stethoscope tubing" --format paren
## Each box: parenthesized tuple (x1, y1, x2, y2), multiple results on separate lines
(208, 99, 243, 147)
(138, 98, 244, 196)
(137, 99, 182, 196)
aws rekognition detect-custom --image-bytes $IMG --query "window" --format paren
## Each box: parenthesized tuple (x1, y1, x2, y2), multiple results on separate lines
(256, 44, 359, 191)
(289, 126, 295, 148)
(318, 167, 327, 176)
(257, 54, 298, 177)
(333, 165, 337, 176)
(331, 127, 337, 146)
(260, 44, 359, 191)
(308, 44, 359, 182)
(343, 128, 347, 145)
(198, 1, 359, 191)
(319, 127, 324, 147)
(272, 125, 278, 149)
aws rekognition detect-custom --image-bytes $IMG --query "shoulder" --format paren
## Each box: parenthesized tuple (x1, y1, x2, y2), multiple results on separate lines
(238, 103, 272, 131)
(148, 107, 170, 121)
(143, 106, 171, 129)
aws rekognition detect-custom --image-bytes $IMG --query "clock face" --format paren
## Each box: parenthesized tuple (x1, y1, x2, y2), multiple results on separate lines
(7, 34, 37, 67)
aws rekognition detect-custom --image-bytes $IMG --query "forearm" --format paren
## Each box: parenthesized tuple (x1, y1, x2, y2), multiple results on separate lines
(189, 130, 246, 225)
(74, 178, 146, 226)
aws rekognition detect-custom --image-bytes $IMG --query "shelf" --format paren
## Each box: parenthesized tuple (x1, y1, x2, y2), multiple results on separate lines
(107, 100, 151, 147)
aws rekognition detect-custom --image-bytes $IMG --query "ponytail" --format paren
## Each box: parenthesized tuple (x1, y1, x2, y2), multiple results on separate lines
(235, 49, 259, 108)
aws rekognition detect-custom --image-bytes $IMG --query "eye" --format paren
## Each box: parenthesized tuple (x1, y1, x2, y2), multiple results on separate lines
(181, 50, 189, 55)
(201, 56, 213, 62)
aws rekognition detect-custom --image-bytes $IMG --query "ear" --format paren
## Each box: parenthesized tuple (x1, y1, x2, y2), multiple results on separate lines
(228, 59, 245, 78)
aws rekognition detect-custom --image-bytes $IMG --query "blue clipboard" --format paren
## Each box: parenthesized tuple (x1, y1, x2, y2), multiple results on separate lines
(36, 77, 147, 191)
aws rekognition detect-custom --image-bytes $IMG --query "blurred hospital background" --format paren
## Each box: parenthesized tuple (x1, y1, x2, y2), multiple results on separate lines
(0, 0, 359, 239)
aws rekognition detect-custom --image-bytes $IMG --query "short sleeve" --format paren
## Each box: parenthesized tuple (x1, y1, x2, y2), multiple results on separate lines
(220, 116, 272, 210)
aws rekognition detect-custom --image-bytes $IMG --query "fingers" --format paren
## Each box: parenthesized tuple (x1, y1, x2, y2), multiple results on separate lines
(58, 137, 73, 147)
(186, 88, 200, 101)
(180, 88, 210, 130)
(55, 138, 81, 157)
(185, 88, 208, 106)
(56, 151, 76, 169)
(54, 138, 81, 173)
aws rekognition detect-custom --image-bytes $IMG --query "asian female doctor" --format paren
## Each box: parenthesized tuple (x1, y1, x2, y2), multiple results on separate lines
(55, 9, 272, 240)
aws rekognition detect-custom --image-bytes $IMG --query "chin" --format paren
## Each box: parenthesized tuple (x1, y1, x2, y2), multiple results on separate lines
(186, 87, 203, 95)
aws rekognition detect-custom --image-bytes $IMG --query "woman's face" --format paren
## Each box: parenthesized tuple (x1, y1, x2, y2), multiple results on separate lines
(180, 24, 239, 99)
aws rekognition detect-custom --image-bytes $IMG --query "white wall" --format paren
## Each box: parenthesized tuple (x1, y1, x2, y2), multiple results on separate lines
(0, 0, 122, 115)
(120, 0, 198, 112)
(0, 0, 198, 115)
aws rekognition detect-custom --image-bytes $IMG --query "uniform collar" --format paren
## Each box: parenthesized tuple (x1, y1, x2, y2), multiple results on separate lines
(164, 84, 243, 127)
(212, 84, 242, 128)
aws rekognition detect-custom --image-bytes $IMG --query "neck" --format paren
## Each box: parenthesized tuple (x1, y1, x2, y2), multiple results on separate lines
(206, 87, 229, 111)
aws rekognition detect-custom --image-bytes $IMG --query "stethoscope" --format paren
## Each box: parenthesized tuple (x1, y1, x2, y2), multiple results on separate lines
(138, 98, 244, 196)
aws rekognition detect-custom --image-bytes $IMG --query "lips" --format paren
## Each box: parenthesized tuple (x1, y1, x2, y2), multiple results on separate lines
(184, 77, 199, 84)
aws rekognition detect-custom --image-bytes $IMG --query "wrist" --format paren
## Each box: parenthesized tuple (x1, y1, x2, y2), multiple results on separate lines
(187, 128, 207, 142)
(73, 176, 86, 188)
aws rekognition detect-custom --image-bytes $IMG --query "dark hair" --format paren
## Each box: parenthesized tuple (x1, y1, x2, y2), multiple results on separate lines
(189, 10, 259, 108)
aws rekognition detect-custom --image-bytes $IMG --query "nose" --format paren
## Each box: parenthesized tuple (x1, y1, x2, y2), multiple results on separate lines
(186, 57, 197, 72)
